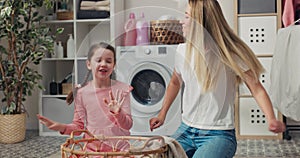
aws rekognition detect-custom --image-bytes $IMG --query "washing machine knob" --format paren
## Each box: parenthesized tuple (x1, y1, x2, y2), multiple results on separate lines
(144, 48, 151, 55)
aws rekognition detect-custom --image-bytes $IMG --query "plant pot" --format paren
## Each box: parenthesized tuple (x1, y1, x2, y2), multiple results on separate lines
(0, 113, 26, 144)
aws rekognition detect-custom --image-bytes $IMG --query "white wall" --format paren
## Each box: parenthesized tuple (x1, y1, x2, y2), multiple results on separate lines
(124, 0, 235, 28)
(124, 0, 183, 22)
(25, 65, 39, 129)
(218, 0, 234, 28)
(25, 87, 39, 129)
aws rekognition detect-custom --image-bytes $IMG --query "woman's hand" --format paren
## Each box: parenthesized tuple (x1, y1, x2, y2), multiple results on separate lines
(269, 119, 286, 133)
(103, 90, 125, 114)
(37, 114, 65, 132)
(149, 116, 165, 131)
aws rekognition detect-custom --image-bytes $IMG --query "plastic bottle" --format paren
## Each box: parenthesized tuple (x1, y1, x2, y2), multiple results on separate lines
(57, 41, 64, 58)
(67, 34, 75, 58)
(136, 13, 149, 45)
(49, 79, 58, 95)
(52, 42, 58, 58)
(124, 12, 137, 46)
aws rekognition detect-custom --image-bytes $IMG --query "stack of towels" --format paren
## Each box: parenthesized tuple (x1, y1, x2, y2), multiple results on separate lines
(77, 0, 110, 19)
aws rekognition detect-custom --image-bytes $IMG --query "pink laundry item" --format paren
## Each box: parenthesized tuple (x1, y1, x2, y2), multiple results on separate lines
(282, 0, 295, 27)
(282, 0, 300, 27)
(296, 0, 300, 9)
(61, 80, 133, 152)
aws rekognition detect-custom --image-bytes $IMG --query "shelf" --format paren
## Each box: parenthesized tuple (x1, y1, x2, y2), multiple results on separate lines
(76, 18, 110, 24)
(42, 95, 68, 98)
(237, 13, 278, 17)
(42, 18, 110, 25)
(255, 54, 273, 58)
(42, 58, 75, 61)
(238, 95, 253, 98)
(42, 20, 74, 24)
(76, 57, 87, 60)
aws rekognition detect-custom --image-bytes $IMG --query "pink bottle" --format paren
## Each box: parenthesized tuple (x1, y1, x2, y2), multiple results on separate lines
(124, 12, 137, 46)
(136, 13, 149, 45)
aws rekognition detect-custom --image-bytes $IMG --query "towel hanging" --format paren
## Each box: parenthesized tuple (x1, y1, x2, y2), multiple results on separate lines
(270, 25, 300, 121)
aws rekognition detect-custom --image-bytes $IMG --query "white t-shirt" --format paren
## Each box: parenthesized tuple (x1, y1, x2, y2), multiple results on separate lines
(175, 43, 243, 130)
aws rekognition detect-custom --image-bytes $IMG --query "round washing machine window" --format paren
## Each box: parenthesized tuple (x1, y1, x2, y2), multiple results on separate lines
(131, 69, 165, 106)
(128, 62, 171, 113)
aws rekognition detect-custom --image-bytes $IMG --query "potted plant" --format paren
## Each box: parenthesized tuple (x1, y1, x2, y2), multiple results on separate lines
(0, 0, 61, 143)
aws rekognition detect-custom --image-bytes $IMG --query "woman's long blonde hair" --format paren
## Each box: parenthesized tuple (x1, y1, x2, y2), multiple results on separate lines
(185, 0, 264, 92)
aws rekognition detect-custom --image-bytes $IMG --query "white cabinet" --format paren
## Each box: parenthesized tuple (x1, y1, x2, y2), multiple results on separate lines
(239, 57, 272, 96)
(39, 0, 124, 136)
(234, 0, 283, 139)
(239, 98, 278, 136)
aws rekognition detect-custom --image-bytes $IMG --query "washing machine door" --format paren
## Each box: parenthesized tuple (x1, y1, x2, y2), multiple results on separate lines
(128, 61, 171, 115)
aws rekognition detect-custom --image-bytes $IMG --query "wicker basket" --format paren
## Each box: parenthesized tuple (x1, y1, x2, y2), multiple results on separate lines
(150, 20, 184, 45)
(0, 113, 26, 144)
(62, 83, 72, 95)
(57, 11, 74, 20)
(61, 130, 168, 158)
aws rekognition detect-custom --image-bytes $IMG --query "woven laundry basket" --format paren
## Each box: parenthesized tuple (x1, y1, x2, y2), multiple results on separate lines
(61, 130, 168, 158)
(57, 11, 74, 20)
(150, 20, 184, 45)
(0, 113, 26, 144)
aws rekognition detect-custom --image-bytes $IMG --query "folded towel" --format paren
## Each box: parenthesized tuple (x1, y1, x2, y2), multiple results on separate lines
(163, 136, 188, 158)
(80, 6, 110, 11)
(80, 0, 110, 7)
(77, 10, 110, 19)
(81, 0, 104, 1)
(131, 136, 188, 158)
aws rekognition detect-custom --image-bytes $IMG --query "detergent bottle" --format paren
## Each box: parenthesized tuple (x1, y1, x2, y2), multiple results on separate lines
(67, 34, 75, 58)
(124, 12, 137, 46)
(57, 41, 64, 58)
(136, 12, 149, 45)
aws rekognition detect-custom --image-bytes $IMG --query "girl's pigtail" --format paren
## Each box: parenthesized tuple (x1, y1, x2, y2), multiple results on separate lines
(66, 70, 91, 105)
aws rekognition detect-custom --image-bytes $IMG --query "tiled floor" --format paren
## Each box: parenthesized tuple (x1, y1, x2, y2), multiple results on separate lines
(235, 133, 300, 158)
(0, 131, 300, 158)
(0, 130, 65, 158)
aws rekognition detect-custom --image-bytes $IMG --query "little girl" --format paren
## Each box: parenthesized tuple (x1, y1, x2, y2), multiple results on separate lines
(37, 42, 133, 153)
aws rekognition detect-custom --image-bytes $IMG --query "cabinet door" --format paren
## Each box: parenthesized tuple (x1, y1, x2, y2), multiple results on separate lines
(238, 16, 277, 55)
(39, 98, 74, 136)
(239, 98, 278, 136)
(234, 0, 283, 140)
(239, 57, 272, 96)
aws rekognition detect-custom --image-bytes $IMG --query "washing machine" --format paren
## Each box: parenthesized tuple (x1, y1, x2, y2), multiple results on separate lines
(116, 45, 182, 136)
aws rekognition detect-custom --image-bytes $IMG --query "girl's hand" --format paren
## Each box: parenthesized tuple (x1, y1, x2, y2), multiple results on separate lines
(269, 119, 286, 133)
(37, 114, 65, 132)
(103, 90, 125, 114)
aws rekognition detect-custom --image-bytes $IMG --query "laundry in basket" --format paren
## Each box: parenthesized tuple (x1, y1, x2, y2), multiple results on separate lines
(61, 130, 169, 158)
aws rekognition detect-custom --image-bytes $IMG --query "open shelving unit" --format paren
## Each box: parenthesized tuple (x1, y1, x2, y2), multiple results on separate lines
(234, 0, 283, 140)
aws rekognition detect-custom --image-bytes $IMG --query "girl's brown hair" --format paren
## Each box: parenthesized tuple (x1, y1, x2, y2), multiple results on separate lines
(66, 42, 116, 105)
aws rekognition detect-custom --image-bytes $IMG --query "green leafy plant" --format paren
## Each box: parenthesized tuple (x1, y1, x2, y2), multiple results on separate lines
(0, 0, 63, 114)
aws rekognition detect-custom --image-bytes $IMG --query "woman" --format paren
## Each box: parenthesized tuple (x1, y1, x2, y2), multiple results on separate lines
(150, 0, 285, 157)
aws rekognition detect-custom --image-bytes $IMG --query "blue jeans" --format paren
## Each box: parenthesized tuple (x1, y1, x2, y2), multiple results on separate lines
(171, 122, 237, 158)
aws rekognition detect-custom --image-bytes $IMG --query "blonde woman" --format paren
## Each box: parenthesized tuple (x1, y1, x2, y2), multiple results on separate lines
(150, 0, 285, 157)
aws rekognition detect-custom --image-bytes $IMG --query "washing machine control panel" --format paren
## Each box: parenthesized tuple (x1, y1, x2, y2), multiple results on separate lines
(117, 45, 178, 58)
(144, 48, 151, 55)
(140, 45, 177, 58)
